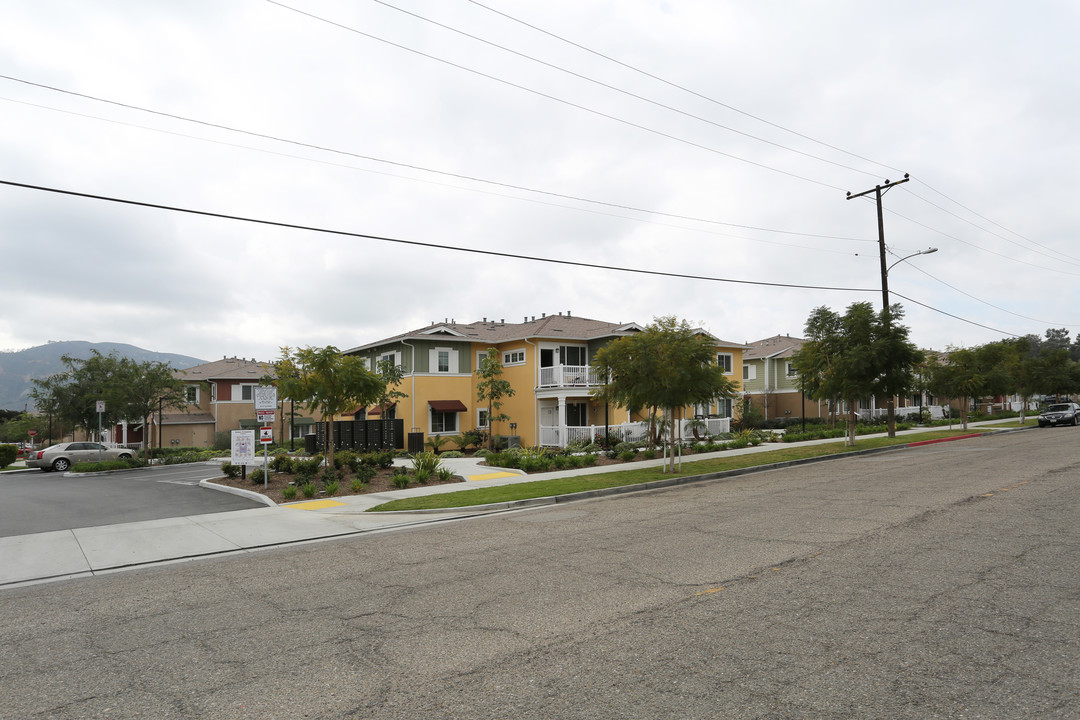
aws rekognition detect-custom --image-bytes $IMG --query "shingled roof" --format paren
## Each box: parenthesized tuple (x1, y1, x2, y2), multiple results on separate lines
(744, 334, 805, 360)
(175, 357, 273, 381)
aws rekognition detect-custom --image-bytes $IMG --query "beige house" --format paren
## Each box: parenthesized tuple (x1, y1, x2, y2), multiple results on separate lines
(157, 357, 318, 448)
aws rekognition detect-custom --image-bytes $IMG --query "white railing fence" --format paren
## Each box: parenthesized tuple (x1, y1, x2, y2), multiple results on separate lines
(538, 365, 605, 388)
(539, 417, 731, 448)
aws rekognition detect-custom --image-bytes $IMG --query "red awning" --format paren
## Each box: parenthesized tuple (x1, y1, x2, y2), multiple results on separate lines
(368, 402, 396, 416)
(428, 400, 468, 413)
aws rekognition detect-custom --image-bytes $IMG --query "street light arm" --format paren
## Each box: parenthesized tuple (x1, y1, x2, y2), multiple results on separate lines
(887, 247, 938, 274)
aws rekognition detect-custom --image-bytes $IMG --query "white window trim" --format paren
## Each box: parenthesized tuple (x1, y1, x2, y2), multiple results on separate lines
(429, 409, 459, 435)
(786, 362, 797, 378)
(185, 385, 200, 404)
(743, 364, 757, 381)
(477, 408, 489, 429)
(227, 383, 257, 403)
(503, 349, 526, 366)
(429, 347, 459, 374)
(717, 352, 734, 375)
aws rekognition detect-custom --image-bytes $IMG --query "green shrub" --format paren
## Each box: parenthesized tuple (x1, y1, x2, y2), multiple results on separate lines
(281, 484, 298, 500)
(221, 462, 241, 478)
(320, 468, 341, 485)
(619, 449, 637, 462)
(294, 457, 322, 477)
(0, 444, 18, 468)
(350, 478, 368, 493)
(270, 454, 294, 474)
(324, 480, 340, 496)
(300, 481, 318, 498)
(642, 449, 656, 460)
(70, 458, 145, 473)
(440, 450, 464, 458)
(411, 451, 441, 475)
(391, 469, 411, 489)
(250, 468, 265, 484)
(581, 454, 598, 466)
(354, 465, 376, 482)
(413, 468, 431, 485)
(436, 467, 455, 482)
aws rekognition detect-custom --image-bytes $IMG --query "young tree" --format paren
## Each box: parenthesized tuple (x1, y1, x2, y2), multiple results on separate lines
(476, 347, 515, 452)
(269, 346, 383, 468)
(30, 351, 126, 440)
(115, 357, 187, 450)
(592, 316, 738, 472)
(925, 347, 983, 429)
(792, 302, 923, 445)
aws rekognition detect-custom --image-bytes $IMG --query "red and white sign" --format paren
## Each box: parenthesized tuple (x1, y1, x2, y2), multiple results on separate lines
(259, 426, 274, 444)
(28, 430, 37, 437)
(256, 409, 276, 423)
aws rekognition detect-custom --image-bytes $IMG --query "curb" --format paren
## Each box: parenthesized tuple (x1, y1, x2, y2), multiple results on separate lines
(199, 479, 277, 507)
(373, 427, 1029, 515)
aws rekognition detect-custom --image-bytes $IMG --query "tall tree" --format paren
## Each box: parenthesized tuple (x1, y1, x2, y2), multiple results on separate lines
(792, 302, 923, 444)
(476, 347, 515, 452)
(592, 316, 737, 472)
(925, 347, 983, 429)
(269, 346, 383, 467)
(115, 357, 187, 450)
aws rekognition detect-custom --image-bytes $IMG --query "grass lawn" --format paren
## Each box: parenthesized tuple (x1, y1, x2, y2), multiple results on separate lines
(370, 428, 1005, 512)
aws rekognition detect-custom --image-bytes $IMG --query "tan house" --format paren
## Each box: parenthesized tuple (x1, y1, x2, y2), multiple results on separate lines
(346, 312, 747, 448)
(156, 357, 318, 448)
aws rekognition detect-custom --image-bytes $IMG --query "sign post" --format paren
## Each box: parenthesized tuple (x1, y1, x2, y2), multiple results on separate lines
(95, 400, 105, 461)
(253, 386, 278, 489)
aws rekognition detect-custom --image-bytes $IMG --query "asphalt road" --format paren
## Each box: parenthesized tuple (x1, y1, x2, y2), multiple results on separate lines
(1, 428, 1077, 719)
(0, 463, 262, 537)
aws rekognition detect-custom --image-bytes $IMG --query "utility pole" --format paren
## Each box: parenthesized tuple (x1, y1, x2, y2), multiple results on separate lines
(847, 173, 910, 438)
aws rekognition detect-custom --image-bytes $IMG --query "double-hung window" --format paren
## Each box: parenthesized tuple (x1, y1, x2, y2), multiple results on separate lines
(717, 353, 733, 375)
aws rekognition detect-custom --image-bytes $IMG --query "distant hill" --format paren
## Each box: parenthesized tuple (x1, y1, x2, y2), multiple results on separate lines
(0, 341, 207, 412)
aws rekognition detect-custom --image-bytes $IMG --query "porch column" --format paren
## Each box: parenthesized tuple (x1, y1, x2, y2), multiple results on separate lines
(557, 398, 566, 448)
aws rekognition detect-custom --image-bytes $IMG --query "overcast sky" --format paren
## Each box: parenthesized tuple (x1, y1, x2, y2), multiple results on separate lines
(2, 0, 1077, 363)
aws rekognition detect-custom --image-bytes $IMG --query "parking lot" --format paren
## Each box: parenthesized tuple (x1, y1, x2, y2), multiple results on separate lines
(0, 463, 262, 537)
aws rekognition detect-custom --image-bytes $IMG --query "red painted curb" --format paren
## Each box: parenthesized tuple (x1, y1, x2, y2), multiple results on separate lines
(907, 433, 983, 447)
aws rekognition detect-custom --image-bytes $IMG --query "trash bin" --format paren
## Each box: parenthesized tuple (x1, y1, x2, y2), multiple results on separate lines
(407, 432, 424, 454)
(304, 433, 317, 454)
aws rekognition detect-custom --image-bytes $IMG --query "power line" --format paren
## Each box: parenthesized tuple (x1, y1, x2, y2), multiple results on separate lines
(0, 75, 866, 245)
(371, 0, 882, 179)
(463, 0, 904, 176)
(0, 178, 1027, 338)
(264, 0, 848, 192)
(461, 1, 1055, 276)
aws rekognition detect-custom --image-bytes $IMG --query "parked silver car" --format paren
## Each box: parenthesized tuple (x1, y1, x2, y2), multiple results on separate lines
(26, 442, 135, 472)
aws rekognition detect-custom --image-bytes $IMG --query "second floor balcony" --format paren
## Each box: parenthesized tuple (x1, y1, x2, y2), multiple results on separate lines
(538, 364, 605, 389)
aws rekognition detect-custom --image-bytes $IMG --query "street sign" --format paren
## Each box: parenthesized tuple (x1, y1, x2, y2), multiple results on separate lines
(254, 386, 278, 411)
(231, 429, 256, 464)
(256, 409, 276, 423)
(28, 430, 37, 437)
(96, 400, 106, 413)
(259, 426, 274, 444)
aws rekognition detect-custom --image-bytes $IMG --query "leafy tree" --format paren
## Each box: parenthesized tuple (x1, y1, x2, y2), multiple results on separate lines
(269, 346, 383, 467)
(592, 316, 738, 472)
(925, 348, 983, 429)
(476, 347, 515, 452)
(373, 357, 409, 420)
(792, 302, 923, 444)
(116, 357, 187, 450)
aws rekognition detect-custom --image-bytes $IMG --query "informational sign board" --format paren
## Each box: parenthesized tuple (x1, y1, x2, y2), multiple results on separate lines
(259, 426, 273, 444)
(254, 386, 278, 411)
(231, 429, 257, 465)
(256, 409, 276, 423)
(96, 400, 106, 413)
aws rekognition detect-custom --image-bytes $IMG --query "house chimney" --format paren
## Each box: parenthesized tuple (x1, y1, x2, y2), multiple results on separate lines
(567, 310, 572, 317)
(542, 313, 546, 318)
(558, 311, 563, 316)
(500, 318, 504, 324)
(483, 317, 487, 323)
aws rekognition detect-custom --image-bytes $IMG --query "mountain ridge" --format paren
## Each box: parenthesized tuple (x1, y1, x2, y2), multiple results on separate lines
(0, 341, 207, 411)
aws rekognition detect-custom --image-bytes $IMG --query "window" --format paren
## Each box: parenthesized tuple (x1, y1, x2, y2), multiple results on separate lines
(378, 351, 401, 370)
(717, 398, 733, 418)
(430, 347, 458, 373)
(743, 365, 757, 381)
(431, 410, 458, 434)
(477, 409, 489, 428)
(566, 402, 587, 426)
(717, 353, 733, 374)
(560, 345, 587, 366)
(185, 385, 199, 403)
(786, 362, 797, 378)
(239, 384, 254, 401)
(503, 349, 525, 365)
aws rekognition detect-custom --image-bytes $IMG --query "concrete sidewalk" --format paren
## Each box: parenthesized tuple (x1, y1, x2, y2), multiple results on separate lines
(0, 420, 1025, 588)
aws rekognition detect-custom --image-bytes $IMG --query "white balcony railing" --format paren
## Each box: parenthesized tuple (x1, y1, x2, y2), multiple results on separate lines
(538, 365, 604, 389)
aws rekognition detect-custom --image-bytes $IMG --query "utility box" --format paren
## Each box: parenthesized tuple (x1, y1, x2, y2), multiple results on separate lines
(407, 432, 424, 454)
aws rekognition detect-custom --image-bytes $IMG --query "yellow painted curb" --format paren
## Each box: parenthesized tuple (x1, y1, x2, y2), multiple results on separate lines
(285, 499, 348, 510)
(468, 471, 519, 482)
